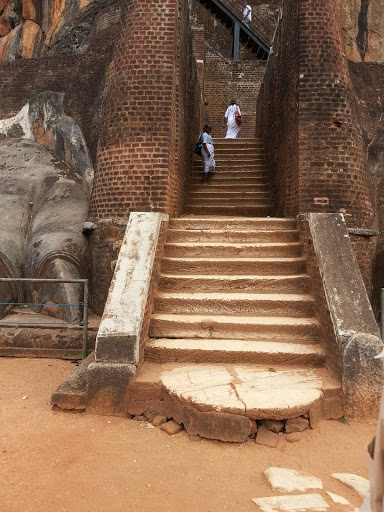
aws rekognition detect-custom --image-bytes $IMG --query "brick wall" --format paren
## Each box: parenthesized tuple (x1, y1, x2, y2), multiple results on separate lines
(257, 0, 375, 230)
(0, 32, 116, 163)
(89, 0, 200, 222)
(204, 47, 266, 138)
(88, 0, 201, 312)
(298, 0, 374, 229)
(256, 2, 299, 217)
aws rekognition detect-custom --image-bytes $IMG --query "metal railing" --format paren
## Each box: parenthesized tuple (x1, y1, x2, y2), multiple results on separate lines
(0, 278, 89, 359)
(219, 0, 275, 46)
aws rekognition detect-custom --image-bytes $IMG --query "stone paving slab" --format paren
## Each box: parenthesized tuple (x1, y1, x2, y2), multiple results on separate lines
(331, 473, 370, 499)
(264, 467, 323, 492)
(252, 494, 329, 511)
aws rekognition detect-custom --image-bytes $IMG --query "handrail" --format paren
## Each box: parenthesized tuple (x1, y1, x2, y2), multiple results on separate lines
(0, 278, 89, 359)
(218, 0, 274, 46)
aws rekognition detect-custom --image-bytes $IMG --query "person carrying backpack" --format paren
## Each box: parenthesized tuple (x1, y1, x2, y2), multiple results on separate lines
(200, 123, 215, 184)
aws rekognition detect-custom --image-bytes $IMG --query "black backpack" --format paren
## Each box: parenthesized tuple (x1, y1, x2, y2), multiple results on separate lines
(194, 133, 203, 156)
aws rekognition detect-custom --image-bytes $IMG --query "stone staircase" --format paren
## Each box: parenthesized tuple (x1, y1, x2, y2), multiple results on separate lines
(133, 138, 343, 441)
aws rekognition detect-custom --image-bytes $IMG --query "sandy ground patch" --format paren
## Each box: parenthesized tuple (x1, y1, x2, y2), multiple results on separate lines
(0, 358, 377, 512)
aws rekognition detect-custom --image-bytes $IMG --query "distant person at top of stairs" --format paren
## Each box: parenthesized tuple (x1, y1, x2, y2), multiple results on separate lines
(224, 99, 241, 139)
(243, 3, 252, 25)
(201, 123, 216, 184)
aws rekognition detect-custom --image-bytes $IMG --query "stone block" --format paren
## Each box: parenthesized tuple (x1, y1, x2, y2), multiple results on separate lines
(285, 432, 302, 443)
(322, 395, 344, 420)
(285, 417, 309, 433)
(343, 333, 383, 418)
(309, 401, 323, 428)
(260, 419, 284, 433)
(255, 426, 279, 448)
(86, 361, 136, 416)
(250, 419, 258, 437)
(160, 420, 184, 436)
(183, 406, 251, 443)
(152, 415, 167, 427)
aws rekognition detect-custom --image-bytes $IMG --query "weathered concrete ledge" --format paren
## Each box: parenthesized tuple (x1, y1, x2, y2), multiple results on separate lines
(86, 212, 169, 415)
(304, 213, 383, 417)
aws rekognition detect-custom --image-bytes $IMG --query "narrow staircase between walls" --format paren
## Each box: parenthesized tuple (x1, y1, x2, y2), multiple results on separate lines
(130, 138, 343, 442)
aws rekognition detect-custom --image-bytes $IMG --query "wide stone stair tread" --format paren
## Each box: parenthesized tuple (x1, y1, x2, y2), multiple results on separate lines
(167, 228, 298, 243)
(185, 198, 272, 207)
(158, 273, 311, 292)
(145, 338, 325, 365)
(132, 362, 341, 423)
(184, 205, 274, 216)
(161, 256, 307, 275)
(155, 291, 314, 317)
(149, 313, 320, 341)
(165, 244, 302, 259)
(170, 216, 297, 229)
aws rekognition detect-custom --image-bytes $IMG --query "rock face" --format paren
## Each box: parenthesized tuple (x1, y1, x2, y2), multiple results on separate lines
(0, 138, 89, 322)
(337, 0, 384, 63)
(0, 0, 121, 62)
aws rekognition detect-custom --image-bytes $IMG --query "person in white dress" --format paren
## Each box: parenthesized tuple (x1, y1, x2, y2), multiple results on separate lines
(224, 99, 241, 139)
(243, 3, 252, 25)
(201, 123, 215, 184)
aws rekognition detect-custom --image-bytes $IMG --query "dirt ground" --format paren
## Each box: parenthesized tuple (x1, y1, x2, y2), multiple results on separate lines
(0, 358, 378, 512)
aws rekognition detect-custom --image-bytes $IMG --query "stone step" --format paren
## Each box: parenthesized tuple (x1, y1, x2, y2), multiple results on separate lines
(183, 205, 274, 216)
(145, 338, 325, 365)
(191, 168, 268, 177)
(149, 313, 320, 341)
(164, 242, 303, 258)
(188, 183, 270, 192)
(154, 292, 315, 317)
(187, 190, 271, 200)
(161, 256, 307, 275)
(192, 159, 266, 167)
(158, 273, 311, 293)
(189, 175, 269, 184)
(213, 157, 265, 164)
(166, 228, 299, 243)
(128, 362, 342, 441)
(169, 216, 296, 231)
(185, 197, 272, 207)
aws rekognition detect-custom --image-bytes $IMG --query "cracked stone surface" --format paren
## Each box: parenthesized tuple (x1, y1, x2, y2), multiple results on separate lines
(264, 467, 323, 492)
(160, 365, 323, 418)
(331, 473, 370, 499)
(252, 494, 329, 511)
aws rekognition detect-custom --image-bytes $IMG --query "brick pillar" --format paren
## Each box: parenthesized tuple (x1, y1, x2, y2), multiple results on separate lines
(89, 0, 178, 221)
(298, 0, 374, 228)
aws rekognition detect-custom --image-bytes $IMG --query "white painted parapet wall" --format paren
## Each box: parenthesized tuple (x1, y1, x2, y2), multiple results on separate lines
(87, 212, 169, 415)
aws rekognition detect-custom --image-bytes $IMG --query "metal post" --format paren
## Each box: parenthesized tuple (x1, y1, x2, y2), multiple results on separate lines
(233, 21, 240, 61)
(82, 280, 89, 360)
(381, 288, 384, 341)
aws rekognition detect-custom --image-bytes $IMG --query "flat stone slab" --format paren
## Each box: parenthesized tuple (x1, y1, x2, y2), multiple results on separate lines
(252, 494, 329, 511)
(325, 491, 351, 506)
(331, 473, 369, 499)
(160, 365, 323, 419)
(264, 467, 323, 492)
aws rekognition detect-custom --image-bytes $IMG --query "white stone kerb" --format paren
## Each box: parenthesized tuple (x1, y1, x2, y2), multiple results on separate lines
(95, 212, 169, 365)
